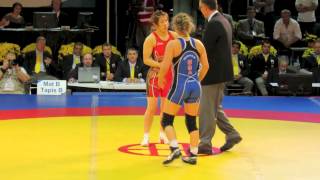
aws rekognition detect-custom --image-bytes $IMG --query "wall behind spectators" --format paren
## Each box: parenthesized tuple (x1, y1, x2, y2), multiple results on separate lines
(0, 0, 106, 49)
(0, 0, 95, 8)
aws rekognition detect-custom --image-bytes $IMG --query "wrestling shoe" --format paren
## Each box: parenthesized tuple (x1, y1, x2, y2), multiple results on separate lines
(182, 156, 197, 165)
(163, 147, 181, 165)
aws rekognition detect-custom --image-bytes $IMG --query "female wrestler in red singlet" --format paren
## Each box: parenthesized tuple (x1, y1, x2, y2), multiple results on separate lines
(140, 10, 177, 146)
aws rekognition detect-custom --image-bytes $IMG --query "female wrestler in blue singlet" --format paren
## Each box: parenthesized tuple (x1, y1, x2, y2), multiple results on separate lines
(158, 13, 209, 165)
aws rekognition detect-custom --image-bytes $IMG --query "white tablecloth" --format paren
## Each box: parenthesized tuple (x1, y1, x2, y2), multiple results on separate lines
(68, 81, 146, 90)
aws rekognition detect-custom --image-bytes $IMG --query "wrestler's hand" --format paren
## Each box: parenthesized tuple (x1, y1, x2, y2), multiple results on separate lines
(151, 67, 160, 73)
(155, 56, 163, 62)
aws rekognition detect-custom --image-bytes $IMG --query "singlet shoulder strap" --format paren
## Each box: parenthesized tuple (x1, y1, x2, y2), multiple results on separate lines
(190, 38, 196, 49)
(178, 38, 187, 52)
(153, 31, 175, 42)
(168, 31, 174, 40)
(152, 32, 160, 40)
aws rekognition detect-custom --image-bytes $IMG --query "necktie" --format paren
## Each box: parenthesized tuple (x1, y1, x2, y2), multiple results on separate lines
(249, 20, 254, 31)
(130, 64, 135, 79)
(35, 54, 41, 73)
(232, 55, 240, 76)
(263, 54, 269, 62)
(106, 58, 110, 75)
(317, 56, 320, 65)
(74, 56, 80, 65)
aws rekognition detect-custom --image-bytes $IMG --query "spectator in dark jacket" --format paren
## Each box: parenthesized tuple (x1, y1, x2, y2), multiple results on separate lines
(94, 43, 122, 81)
(227, 41, 254, 94)
(114, 48, 147, 83)
(251, 40, 278, 95)
(302, 39, 320, 82)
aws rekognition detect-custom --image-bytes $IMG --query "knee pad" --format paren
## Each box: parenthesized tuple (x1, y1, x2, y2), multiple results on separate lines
(161, 113, 175, 129)
(185, 114, 198, 133)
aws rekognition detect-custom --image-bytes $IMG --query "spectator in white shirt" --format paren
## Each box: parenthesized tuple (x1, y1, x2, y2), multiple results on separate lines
(0, 52, 30, 94)
(295, 0, 318, 35)
(273, 9, 302, 49)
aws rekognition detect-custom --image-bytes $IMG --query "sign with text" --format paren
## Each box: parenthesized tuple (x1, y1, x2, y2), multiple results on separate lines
(37, 80, 67, 95)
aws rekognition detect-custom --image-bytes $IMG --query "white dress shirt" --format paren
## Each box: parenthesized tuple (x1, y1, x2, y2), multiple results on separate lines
(295, 0, 318, 22)
(208, 10, 219, 22)
(72, 54, 81, 69)
(273, 18, 302, 43)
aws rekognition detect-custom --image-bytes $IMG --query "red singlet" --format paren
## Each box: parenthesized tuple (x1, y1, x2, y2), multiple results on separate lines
(147, 31, 174, 97)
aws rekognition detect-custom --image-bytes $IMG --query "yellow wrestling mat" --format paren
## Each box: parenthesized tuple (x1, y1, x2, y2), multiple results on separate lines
(1, 116, 320, 180)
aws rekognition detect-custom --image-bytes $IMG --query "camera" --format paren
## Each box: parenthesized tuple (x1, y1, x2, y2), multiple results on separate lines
(10, 59, 19, 66)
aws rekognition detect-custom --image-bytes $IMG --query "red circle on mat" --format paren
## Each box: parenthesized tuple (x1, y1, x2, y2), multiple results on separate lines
(118, 143, 221, 157)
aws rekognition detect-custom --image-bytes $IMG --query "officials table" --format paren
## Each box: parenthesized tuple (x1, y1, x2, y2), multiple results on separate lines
(269, 82, 320, 95)
(68, 81, 146, 92)
(270, 83, 320, 88)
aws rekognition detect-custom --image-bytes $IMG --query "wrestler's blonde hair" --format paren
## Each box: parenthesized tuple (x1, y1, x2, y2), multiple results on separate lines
(171, 13, 195, 35)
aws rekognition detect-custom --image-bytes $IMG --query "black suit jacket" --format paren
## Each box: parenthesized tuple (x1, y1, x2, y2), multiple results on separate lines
(303, 55, 320, 82)
(23, 51, 58, 76)
(59, 54, 82, 80)
(236, 54, 250, 77)
(114, 60, 148, 82)
(303, 55, 319, 71)
(94, 53, 122, 80)
(202, 12, 234, 85)
(250, 54, 278, 79)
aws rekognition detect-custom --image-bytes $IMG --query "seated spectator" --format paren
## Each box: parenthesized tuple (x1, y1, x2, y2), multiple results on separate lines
(227, 41, 254, 94)
(273, 9, 302, 49)
(237, 6, 265, 46)
(59, 42, 83, 80)
(268, 55, 296, 82)
(115, 48, 147, 83)
(253, 0, 276, 37)
(302, 39, 320, 82)
(94, 43, 122, 81)
(251, 40, 278, 96)
(23, 36, 58, 81)
(68, 53, 96, 82)
(51, 0, 69, 26)
(0, 2, 25, 28)
(0, 52, 30, 94)
(301, 34, 317, 59)
(268, 55, 297, 94)
(295, 0, 318, 35)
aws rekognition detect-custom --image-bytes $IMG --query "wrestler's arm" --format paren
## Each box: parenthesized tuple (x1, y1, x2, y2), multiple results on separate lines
(195, 39, 209, 81)
(143, 34, 160, 68)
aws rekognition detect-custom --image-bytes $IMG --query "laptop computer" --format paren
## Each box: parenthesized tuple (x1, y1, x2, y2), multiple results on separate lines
(78, 67, 100, 83)
(279, 73, 313, 95)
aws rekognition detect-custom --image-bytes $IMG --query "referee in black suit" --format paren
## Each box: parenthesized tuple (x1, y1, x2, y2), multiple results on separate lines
(198, 0, 242, 154)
